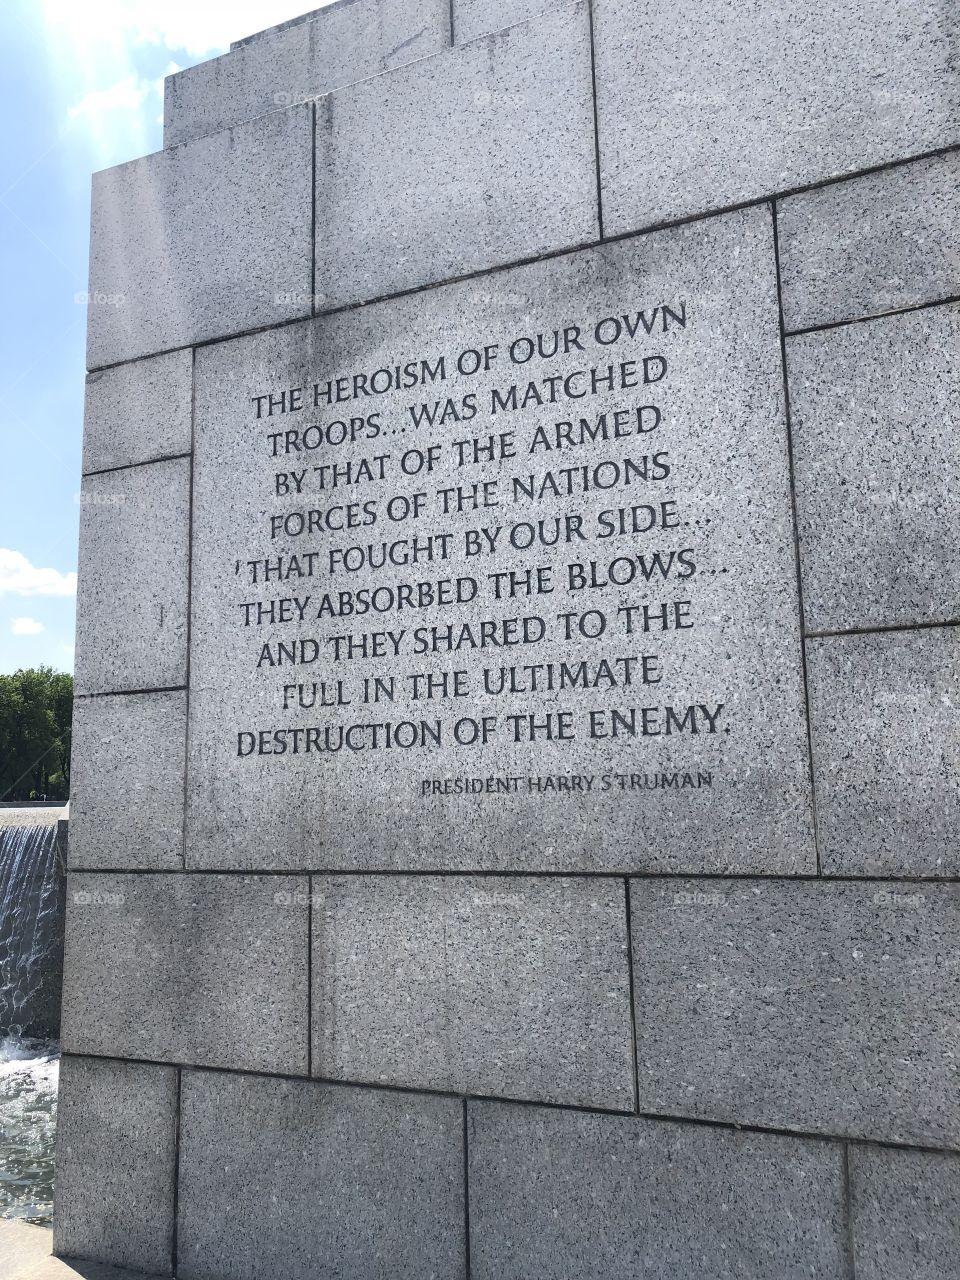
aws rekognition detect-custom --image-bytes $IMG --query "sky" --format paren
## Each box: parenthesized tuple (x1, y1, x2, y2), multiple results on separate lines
(0, 0, 333, 677)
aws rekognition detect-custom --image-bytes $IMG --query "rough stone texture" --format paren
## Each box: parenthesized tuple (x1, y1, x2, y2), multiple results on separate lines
(454, 0, 566, 42)
(69, 691, 186, 871)
(87, 105, 312, 368)
(314, 3, 598, 308)
(850, 1144, 960, 1280)
(82, 350, 192, 475)
(53, 1056, 178, 1275)
(188, 205, 814, 875)
(312, 876, 634, 1108)
(808, 630, 960, 877)
(164, 0, 450, 148)
(789, 306, 960, 634)
(594, 0, 960, 235)
(630, 878, 960, 1148)
(778, 152, 960, 332)
(468, 1102, 847, 1280)
(59, 874, 308, 1074)
(176, 1071, 464, 1280)
(56, 0, 960, 1271)
(74, 458, 190, 696)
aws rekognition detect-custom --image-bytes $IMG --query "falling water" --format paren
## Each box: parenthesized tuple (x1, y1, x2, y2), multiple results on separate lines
(0, 809, 65, 1227)
(0, 819, 63, 1040)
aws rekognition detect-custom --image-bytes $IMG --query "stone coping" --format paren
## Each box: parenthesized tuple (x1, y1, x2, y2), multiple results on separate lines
(0, 806, 66, 829)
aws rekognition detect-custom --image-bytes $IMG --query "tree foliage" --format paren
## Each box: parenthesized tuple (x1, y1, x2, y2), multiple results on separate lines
(0, 667, 73, 801)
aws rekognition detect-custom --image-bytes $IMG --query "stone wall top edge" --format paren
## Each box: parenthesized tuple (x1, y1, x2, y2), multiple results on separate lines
(230, 0, 366, 50)
(454, 0, 584, 47)
(160, 1, 587, 158)
(165, 5, 397, 107)
(173, 1, 570, 152)
(225, 0, 580, 52)
(92, 99, 313, 181)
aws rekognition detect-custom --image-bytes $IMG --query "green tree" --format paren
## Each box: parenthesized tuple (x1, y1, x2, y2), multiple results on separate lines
(0, 667, 73, 801)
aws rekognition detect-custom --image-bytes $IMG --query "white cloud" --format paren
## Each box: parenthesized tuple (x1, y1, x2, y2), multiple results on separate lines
(11, 618, 45, 637)
(43, 1, 332, 59)
(68, 61, 182, 127)
(68, 74, 154, 122)
(133, 2, 320, 56)
(0, 550, 77, 598)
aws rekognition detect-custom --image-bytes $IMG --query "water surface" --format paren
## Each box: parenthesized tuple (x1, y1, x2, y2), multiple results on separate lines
(0, 1036, 58, 1226)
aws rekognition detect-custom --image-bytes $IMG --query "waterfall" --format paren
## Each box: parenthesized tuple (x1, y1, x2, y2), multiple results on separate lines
(0, 809, 65, 1225)
(0, 813, 65, 1041)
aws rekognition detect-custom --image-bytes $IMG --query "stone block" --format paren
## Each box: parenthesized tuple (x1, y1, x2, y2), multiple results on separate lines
(53, 1056, 178, 1275)
(88, 106, 312, 368)
(187, 205, 814, 875)
(468, 1101, 847, 1280)
(808, 630, 960, 877)
(60, 874, 308, 1073)
(312, 875, 634, 1108)
(69, 691, 186, 871)
(594, 0, 960, 235)
(789, 305, 960, 633)
(778, 152, 960, 332)
(850, 1144, 960, 1280)
(82, 350, 192, 475)
(164, 0, 450, 148)
(74, 457, 190, 696)
(314, 3, 598, 308)
(630, 878, 960, 1147)
(176, 1071, 464, 1280)
(454, 0, 566, 43)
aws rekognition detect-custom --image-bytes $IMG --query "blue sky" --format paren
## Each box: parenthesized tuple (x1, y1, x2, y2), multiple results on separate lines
(0, 1, 330, 677)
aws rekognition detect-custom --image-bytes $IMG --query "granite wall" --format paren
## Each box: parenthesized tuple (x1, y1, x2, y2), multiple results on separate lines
(58, 1, 960, 1276)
